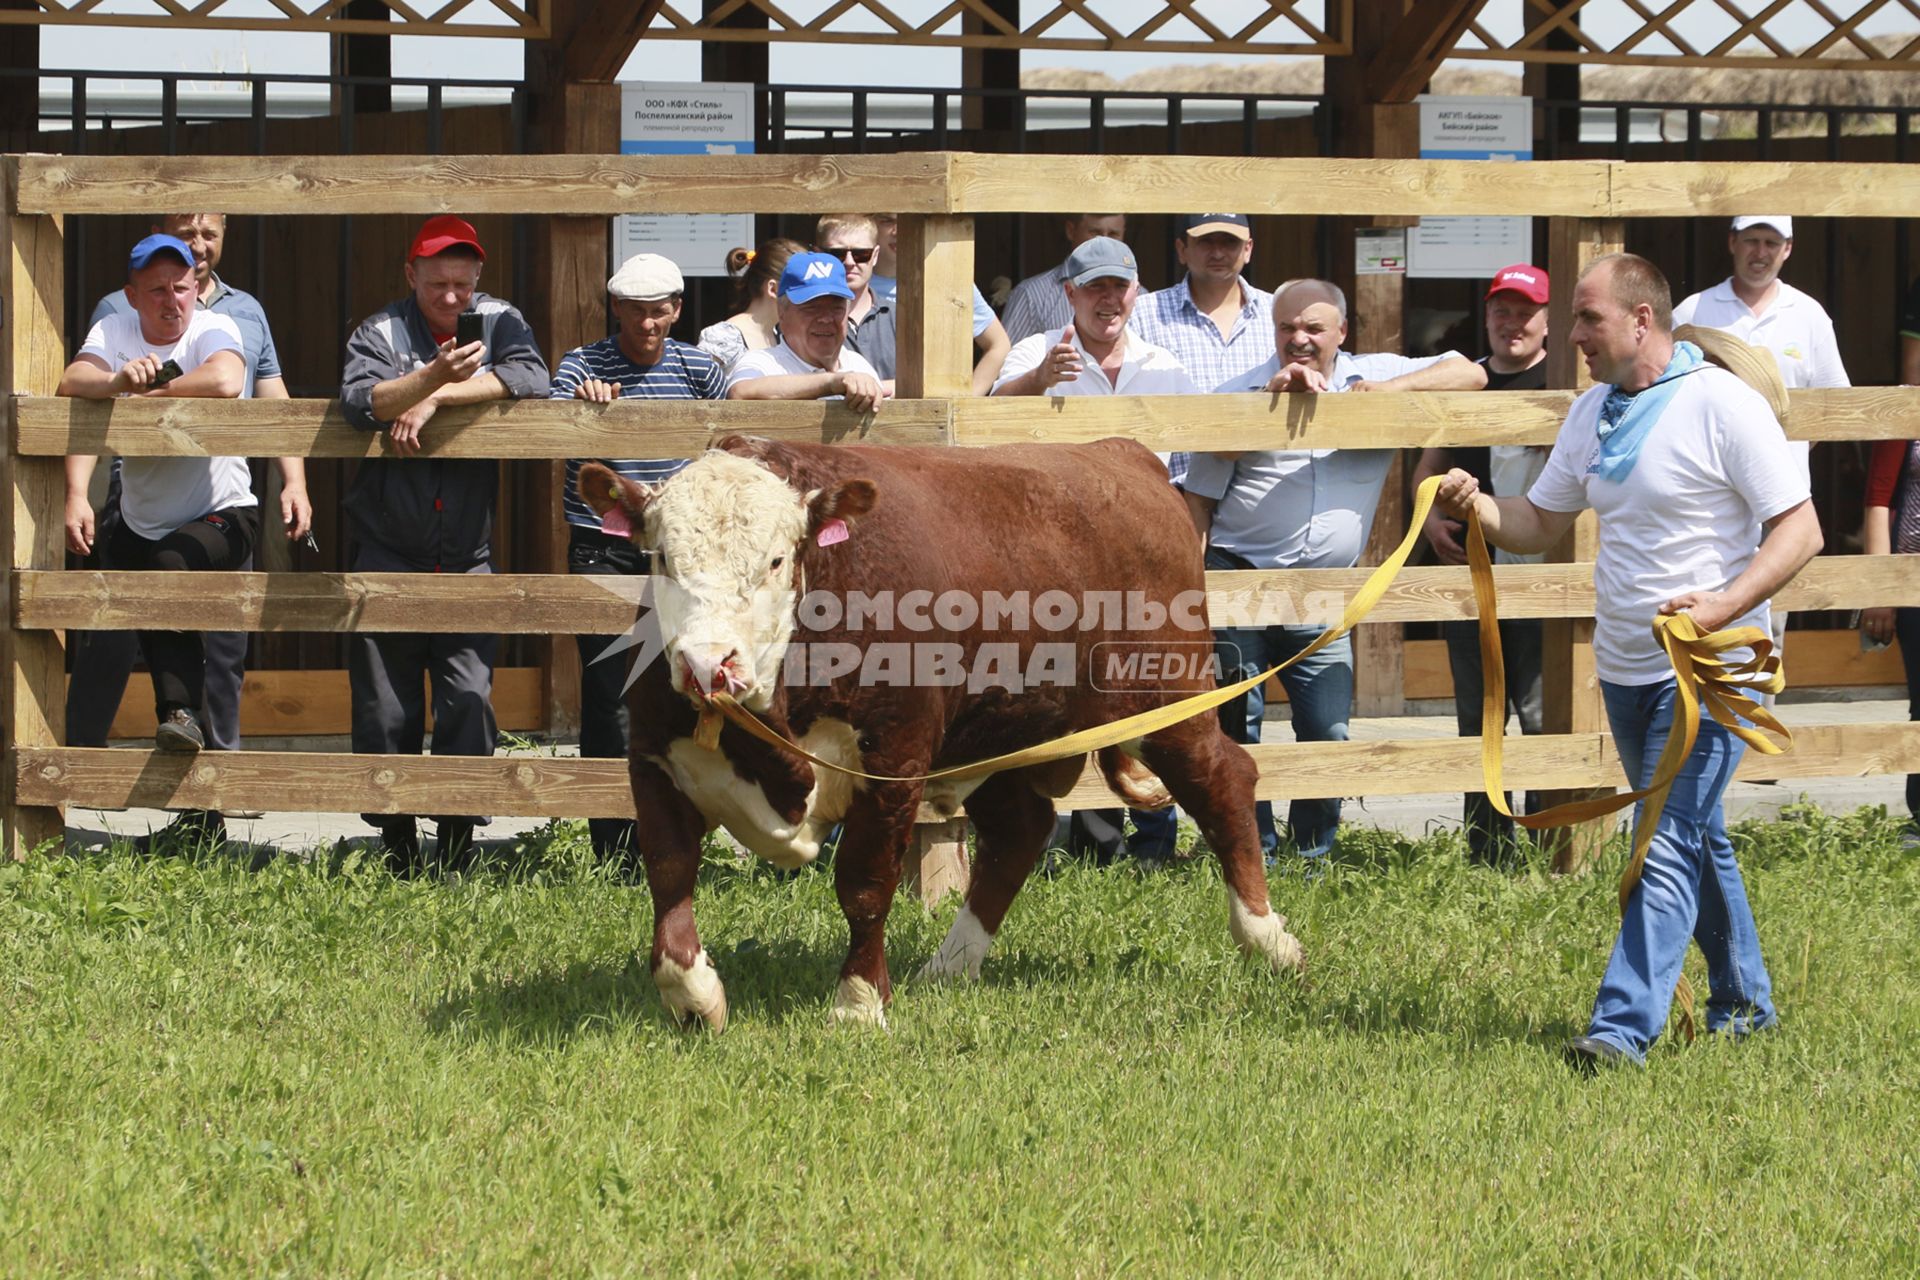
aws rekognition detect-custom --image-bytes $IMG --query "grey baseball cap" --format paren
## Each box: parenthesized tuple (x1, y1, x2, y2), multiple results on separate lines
(1065, 236, 1139, 287)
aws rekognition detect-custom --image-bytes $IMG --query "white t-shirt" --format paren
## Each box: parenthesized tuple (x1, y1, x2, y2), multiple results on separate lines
(1527, 366, 1811, 685)
(79, 308, 255, 540)
(992, 326, 1199, 398)
(725, 339, 880, 396)
(1672, 279, 1850, 391)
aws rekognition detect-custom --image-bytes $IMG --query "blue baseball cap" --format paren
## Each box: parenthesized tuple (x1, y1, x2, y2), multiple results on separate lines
(1065, 236, 1138, 287)
(779, 252, 856, 304)
(128, 233, 196, 273)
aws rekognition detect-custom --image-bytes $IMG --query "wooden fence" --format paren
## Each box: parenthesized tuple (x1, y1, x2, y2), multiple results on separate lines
(8, 152, 1920, 887)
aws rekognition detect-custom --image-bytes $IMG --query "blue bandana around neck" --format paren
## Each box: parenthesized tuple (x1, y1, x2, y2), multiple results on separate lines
(1591, 340, 1707, 483)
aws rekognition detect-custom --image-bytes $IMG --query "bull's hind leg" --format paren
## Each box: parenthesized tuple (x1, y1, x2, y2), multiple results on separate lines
(633, 759, 731, 1031)
(919, 767, 1058, 983)
(1138, 721, 1305, 973)
(829, 779, 924, 1028)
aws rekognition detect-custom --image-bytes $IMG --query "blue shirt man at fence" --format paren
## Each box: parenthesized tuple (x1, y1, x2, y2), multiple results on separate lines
(552, 252, 727, 869)
(1184, 277, 1485, 863)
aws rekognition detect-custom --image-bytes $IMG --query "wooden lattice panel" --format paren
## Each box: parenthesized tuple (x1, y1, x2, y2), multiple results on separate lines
(0, 0, 547, 38)
(1453, 0, 1920, 70)
(649, 0, 1350, 54)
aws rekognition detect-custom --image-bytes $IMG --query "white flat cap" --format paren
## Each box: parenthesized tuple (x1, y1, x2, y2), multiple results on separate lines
(608, 253, 684, 300)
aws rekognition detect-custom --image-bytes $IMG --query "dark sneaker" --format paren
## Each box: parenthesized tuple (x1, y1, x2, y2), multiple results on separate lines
(436, 820, 477, 872)
(155, 707, 205, 752)
(1564, 1035, 1638, 1074)
(135, 809, 227, 855)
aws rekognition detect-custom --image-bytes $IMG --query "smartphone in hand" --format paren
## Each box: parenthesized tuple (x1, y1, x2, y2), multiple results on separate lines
(455, 310, 484, 349)
(150, 357, 184, 388)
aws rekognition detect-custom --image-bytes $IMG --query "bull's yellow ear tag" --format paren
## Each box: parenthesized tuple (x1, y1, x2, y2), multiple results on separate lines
(694, 705, 724, 751)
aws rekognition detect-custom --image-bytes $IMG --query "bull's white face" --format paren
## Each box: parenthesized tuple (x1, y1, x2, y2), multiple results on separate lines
(643, 452, 810, 711)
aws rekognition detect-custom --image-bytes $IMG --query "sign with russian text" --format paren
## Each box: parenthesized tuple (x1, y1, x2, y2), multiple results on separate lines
(1409, 95, 1534, 280)
(614, 81, 756, 279)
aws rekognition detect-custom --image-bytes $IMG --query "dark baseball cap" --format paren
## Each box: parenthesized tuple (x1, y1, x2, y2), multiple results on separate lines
(1180, 213, 1252, 241)
(127, 233, 196, 273)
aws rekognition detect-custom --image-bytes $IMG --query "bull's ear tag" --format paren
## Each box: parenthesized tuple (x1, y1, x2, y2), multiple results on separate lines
(600, 506, 634, 538)
(816, 518, 849, 547)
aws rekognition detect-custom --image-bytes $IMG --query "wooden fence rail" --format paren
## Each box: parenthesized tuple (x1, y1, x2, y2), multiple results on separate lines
(9, 151, 1920, 887)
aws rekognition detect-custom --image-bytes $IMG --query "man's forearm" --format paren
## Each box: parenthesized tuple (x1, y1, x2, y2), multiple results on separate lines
(428, 372, 508, 407)
(1476, 493, 1575, 556)
(990, 365, 1049, 397)
(369, 367, 442, 420)
(1381, 357, 1488, 393)
(57, 359, 116, 399)
(1719, 501, 1824, 619)
(65, 453, 98, 497)
(1863, 504, 1891, 557)
(729, 372, 838, 401)
(152, 357, 242, 399)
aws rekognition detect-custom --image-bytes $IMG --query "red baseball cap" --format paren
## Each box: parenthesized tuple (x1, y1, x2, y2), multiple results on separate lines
(1486, 263, 1548, 304)
(408, 215, 485, 263)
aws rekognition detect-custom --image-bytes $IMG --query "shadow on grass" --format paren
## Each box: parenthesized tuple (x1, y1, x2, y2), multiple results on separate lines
(423, 934, 851, 1043)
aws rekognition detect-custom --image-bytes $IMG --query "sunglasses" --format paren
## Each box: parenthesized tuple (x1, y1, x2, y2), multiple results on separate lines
(820, 245, 877, 264)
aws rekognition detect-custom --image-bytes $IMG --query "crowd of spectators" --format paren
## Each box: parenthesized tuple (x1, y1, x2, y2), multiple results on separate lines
(59, 208, 1895, 902)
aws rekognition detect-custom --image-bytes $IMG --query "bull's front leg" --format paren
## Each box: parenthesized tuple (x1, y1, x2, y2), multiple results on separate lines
(632, 758, 728, 1032)
(828, 779, 924, 1028)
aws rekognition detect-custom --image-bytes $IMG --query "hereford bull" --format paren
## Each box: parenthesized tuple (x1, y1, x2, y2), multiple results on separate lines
(577, 434, 1302, 1030)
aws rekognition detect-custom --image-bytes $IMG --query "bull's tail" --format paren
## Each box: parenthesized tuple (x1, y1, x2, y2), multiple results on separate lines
(1097, 745, 1174, 811)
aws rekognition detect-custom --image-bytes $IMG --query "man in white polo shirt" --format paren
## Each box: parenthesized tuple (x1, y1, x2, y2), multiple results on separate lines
(1185, 277, 1484, 864)
(727, 252, 886, 409)
(1673, 215, 1845, 685)
(992, 235, 1200, 866)
(1438, 253, 1823, 1071)
(57, 233, 252, 758)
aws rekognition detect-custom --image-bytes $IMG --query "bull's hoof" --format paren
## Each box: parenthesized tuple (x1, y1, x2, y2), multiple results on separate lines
(1229, 896, 1307, 975)
(654, 949, 729, 1032)
(828, 975, 889, 1029)
(916, 905, 993, 984)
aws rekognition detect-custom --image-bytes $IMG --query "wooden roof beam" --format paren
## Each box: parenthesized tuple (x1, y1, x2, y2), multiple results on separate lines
(557, 0, 667, 81)
(1366, 0, 1484, 103)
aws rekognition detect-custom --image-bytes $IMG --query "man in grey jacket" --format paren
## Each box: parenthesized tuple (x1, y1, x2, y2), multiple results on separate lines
(339, 215, 549, 871)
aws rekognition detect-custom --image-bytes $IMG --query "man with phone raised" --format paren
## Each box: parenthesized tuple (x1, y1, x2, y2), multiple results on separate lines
(58, 233, 251, 764)
(339, 215, 550, 872)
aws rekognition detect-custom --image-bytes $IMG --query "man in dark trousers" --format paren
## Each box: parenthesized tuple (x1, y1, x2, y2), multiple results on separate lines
(551, 253, 726, 867)
(1412, 263, 1552, 865)
(340, 215, 549, 870)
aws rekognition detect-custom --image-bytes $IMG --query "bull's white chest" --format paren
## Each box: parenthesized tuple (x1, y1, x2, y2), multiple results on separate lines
(648, 718, 862, 869)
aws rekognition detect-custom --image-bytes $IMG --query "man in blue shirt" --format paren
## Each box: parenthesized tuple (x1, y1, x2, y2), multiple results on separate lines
(63, 212, 314, 850)
(552, 253, 727, 867)
(1184, 278, 1484, 862)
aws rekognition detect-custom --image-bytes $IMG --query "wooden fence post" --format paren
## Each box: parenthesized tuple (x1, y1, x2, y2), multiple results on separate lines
(893, 213, 975, 400)
(1541, 216, 1623, 873)
(2, 157, 67, 857)
(902, 817, 969, 907)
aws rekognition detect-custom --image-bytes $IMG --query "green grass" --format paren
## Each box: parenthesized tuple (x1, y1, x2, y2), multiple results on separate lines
(2, 805, 1917, 1276)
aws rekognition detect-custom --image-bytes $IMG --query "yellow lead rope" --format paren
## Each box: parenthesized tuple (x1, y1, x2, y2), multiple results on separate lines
(704, 474, 1793, 1042)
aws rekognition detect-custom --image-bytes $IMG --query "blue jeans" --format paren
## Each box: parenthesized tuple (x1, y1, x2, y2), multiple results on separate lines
(1589, 678, 1776, 1060)
(1211, 622, 1353, 860)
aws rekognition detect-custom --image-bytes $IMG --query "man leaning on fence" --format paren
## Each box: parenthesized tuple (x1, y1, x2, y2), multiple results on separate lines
(63, 213, 314, 853)
(1437, 253, 1822, 1071)
(992, 235, 1200, 865)
(1411, 263, 1553, 867)
(339, 214, 551, 873)
(726, 253, 887, 409)
(1184, 278, 1485, 865)
(58, 234, 255, 833)
(552, 253, 726, 869)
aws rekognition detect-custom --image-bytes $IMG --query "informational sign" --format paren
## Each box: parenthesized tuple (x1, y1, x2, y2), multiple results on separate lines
(1408, 95, 1533, 280)
(1355, 228, 1407, 275)
(614, 82, 756, 279)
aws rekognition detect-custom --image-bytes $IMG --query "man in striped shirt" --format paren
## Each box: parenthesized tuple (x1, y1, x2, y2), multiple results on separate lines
(552, 252, 727, 867)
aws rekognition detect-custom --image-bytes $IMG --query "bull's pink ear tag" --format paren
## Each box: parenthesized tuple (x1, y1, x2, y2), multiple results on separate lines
(816, 518, 849, 547)
(599, 506, 634, 538)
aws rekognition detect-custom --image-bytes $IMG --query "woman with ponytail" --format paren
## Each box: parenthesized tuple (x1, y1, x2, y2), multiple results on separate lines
(698, 237, 803, 372)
